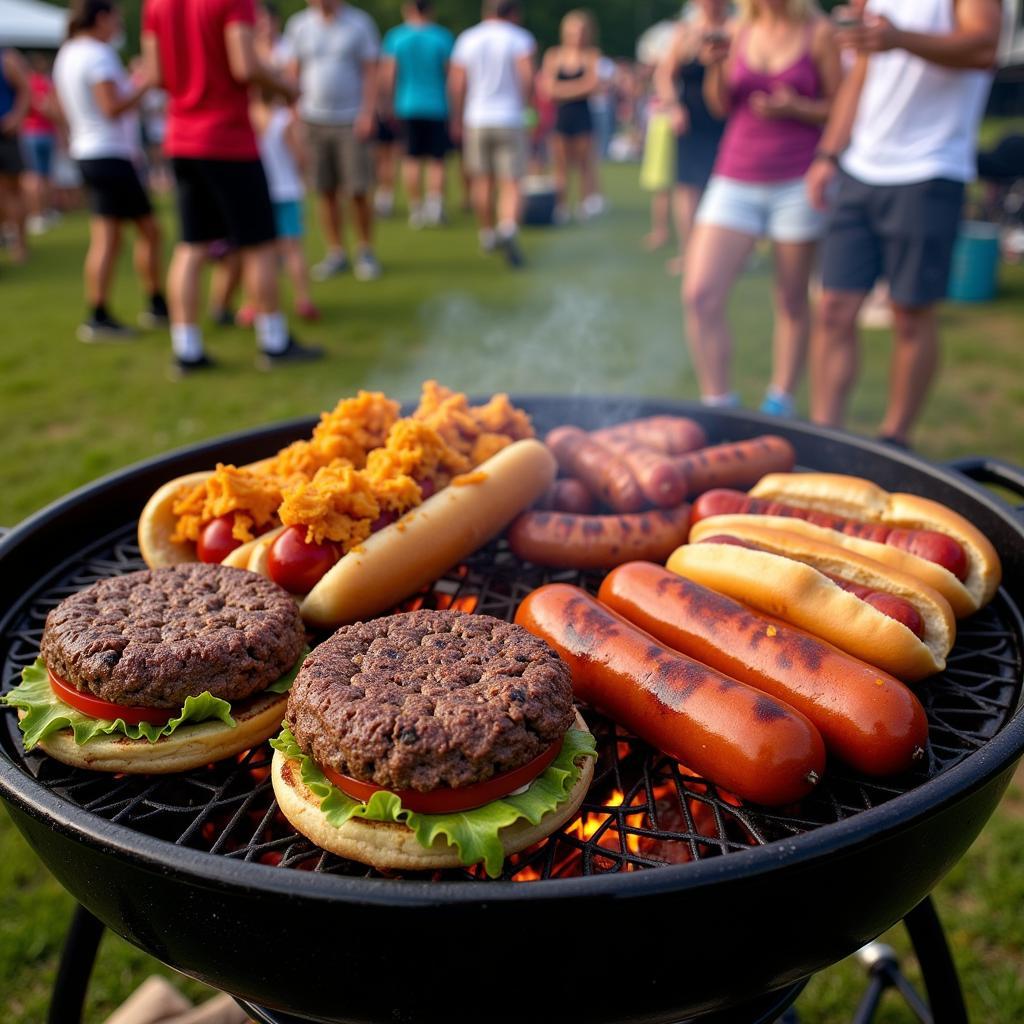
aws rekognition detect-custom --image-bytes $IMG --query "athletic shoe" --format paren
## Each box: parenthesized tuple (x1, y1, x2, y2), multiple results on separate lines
(256, 336, 325, 371)
(77, 314, 137, 343)
(235, 305, 256, 328)
(580, 194, 606, 220)
(295, 300, 321, 322)
(759, 393, 796, 418)
(479, 229, 497, 253)
(311, 251, 350, 282)
(497, 232, 525, 269)
(374, 191, 395, 218)
(168, 353, 217, 380)
(138, 296, 170, 330)
(27, 215, 48, 236)
(422, 196, 445, 226)
(353, 250, 382, 281)
(209, 307, 236, 327)
(408, 204, 425, 230)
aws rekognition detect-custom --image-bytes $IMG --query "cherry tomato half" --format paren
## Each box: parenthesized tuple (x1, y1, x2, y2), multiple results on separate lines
(48, 667, 173, 726)
(320, 737, 563, 814)
(267, 525, 340, 595)
(197, 514, 243, 564)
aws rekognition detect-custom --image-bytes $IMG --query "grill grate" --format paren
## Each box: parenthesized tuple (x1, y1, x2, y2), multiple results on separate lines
(2, 521, 1022, 882)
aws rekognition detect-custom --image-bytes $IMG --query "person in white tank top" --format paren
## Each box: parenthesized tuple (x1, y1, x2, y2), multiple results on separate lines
(805, 0, 1001, 448)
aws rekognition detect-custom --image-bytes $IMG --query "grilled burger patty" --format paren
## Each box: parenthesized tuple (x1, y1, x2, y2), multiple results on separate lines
(286, 609, 575, 792)
(41, 564, 306, 708)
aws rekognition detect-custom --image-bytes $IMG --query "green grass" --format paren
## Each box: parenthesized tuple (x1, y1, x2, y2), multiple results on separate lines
(1, 161, 1023, 1021)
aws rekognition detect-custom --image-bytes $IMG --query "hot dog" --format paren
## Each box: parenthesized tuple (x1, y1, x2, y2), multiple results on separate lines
(599, 562, 928, 776)
(514, 584, 826, 806)
(584, 434, 688, 508)
(507, 504, 691, 570)
(670, 436, 797, 497)
(740, 473, 1002, 615)
(536, 478, 596, 515)
(670, 521, 957, 681)
(545, 426, 646, 512)
(591, 415, 707, 455)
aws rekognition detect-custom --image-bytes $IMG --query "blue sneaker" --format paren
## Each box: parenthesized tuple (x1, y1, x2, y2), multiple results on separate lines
(760, 393, 796, 418)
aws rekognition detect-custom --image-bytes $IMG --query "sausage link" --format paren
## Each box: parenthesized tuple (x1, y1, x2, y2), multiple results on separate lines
(691, 489, 968, 580)
(588, 435, 688, 508)
(535, 478, 596, 515)
(546, 426, 646, 512)
(592, 416, 707, 455)
(671, 436, 796, 498)
(514, 584, 826, 806)
(508, 504, 691, 570)
(598, 562, 928, 777)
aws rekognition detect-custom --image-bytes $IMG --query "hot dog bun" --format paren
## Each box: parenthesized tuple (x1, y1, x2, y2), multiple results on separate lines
(271, 711, 594, 872)
(749, 473, 1001, 613)
(671, 522, 956, 681)
(246, 439, 556, 629)
(138, 471, 212, 568)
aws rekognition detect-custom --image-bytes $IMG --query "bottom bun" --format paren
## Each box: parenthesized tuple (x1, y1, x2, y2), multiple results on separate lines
(272, 711, 595, 872)
(25, 691, 288, 774)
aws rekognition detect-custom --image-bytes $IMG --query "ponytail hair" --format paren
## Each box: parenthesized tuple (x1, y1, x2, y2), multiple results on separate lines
(67, 0, 115, 40)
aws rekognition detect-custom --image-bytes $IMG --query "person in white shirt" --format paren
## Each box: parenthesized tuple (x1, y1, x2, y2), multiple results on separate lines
(53, 0, 166, 342)
(450, 0, 536, 267)
(806, 0, 1001, 448)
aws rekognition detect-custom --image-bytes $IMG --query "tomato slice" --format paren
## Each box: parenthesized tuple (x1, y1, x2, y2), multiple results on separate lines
(48, 667, 174, 726)
(267, 525, 340, 595)
(197, 514, 244, 564)
(320, 737, 564, 814)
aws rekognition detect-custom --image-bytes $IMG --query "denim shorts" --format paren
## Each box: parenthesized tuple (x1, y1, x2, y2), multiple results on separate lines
(22, 132, 55, 176)
(696, 174, 825, 243)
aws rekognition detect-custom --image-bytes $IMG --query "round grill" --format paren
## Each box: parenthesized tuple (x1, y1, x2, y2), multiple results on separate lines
(3, 514, 1021, 882)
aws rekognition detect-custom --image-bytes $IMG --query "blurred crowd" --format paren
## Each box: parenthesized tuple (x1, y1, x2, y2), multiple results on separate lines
(0, 0, 1013, 447)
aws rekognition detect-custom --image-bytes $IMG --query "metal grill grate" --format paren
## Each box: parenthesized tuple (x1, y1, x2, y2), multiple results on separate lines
(2, 521, 1022, 882)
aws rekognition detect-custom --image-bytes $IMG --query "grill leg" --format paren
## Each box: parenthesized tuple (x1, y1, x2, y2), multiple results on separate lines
(904, 896, 968, 1024)
(48, 904, 105, 1024)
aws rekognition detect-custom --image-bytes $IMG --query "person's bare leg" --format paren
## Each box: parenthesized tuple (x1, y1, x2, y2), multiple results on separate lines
(550, 133, 568, 214)
(282, 237, 313, 308)
(319, 190, 344, 253)
(682, 224, 757, 399)
(878, 304, 939, 444)
(402, 157, 423, 209)
(241, 242, 280, 316)
(810, 289, 867, 428)
(576, 134, 596, 202)
(425, 158, 445, 201)
(0, 175, 27, 261)
(350, 192, 373, 248)
(209, 250, 242, 318)
(133, 214, 163, 297)
(84, 216, 121, 308)
(167, 242, 207, 325)
(667, 184, 700, 274)
(472, 174, 495, 232)
(644, 189, 670, 250)
(496, 177, 521, 232)
(768, 240, 816, 398)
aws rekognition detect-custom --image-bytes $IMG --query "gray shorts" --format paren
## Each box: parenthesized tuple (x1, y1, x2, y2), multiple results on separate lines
(464, 126, 526, 180)
(820, 171, 965, 309)
(303, 121, 373, 197)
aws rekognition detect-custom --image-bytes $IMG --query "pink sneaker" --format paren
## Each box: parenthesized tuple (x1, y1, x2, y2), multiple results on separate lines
(295, 300, 321, 322)
(235, 305, 255, 328)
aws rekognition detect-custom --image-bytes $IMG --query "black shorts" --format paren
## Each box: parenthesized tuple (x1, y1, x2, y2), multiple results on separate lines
(820, 171, 965, 309)
(0, 133, 23, 175)
(555, 100, 593, 138)
(376, 116, 398, 144)
(400, 118, 449, 160)
(77, 157, 153, 220)
(170, 156, 276, 248)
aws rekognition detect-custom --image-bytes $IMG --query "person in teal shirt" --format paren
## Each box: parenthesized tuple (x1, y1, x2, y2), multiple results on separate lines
(381, 0, 454, 226)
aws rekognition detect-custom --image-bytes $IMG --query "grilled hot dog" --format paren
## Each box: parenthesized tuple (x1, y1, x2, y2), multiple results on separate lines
(546, 426, 646, 513)
(670, 436, 796, 498)
(536, 478, 596, 515)
(599, 562, 928, 776)
(514, 584, 826, 806)
(591, 416, 707, 455)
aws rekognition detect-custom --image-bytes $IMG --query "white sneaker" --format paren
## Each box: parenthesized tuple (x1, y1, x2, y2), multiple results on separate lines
(580, 194, 606, 220)
(311, 251, 349, 282)
(479, 229, 497, 253)
(408, 204, 425, 230)
(354, 249, 382, 281)
(27, 215, 48, 236)
(423, 196, 445, 226)
(374, 191, 395, 218)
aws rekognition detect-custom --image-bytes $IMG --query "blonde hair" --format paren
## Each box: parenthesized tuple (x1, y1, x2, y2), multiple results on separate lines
(561, 8, 597, 47)
(736, 0, 815, 21)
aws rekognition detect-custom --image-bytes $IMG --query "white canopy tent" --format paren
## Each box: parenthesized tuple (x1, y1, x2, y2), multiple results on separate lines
(0, 0, 67, 49)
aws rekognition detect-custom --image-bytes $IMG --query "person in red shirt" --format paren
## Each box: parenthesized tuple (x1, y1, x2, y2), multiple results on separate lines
(21, 54, 61, 235)
(141, 0, 322, 375)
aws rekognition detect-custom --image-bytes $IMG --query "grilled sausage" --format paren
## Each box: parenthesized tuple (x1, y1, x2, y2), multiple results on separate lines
(598, 562, 929, 777)
(536, 478, 596, 515)
(545, 426, 646, 513)
(671, 436, 796, 498)
(514, 584, 826, 805)
(592, 416, 707, 455)
(586, 435, 688, 508)
(507, 504, 691, 570)
(691, 490, 968, 581)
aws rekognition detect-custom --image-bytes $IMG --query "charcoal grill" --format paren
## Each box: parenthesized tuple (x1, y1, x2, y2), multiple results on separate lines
(2, 397, 1023, 1024)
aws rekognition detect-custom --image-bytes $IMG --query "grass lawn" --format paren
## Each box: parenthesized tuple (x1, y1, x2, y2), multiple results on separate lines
(1, 160, 1022, 1022)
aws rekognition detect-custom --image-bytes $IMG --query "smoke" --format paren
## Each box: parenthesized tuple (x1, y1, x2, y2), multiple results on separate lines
(366, 220, 694, 404)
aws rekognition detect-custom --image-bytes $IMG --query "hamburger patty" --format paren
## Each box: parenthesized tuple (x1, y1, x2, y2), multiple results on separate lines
(286, 610, 574, 792)
(41, 564, 306, 708)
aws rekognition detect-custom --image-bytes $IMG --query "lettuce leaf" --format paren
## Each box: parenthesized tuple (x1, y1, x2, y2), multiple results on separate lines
(271, 726, 597, 877)
(2, 653, 306, 749)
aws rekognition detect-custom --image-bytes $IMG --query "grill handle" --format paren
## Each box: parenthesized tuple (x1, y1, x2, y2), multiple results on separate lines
(944, 456, 1024, 517)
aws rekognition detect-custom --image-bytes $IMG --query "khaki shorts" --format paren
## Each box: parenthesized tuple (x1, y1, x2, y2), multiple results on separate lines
(464, 126, 526, 180)
(304, 121, 373, 196)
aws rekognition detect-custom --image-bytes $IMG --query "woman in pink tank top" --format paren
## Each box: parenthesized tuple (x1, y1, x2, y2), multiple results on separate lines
(681, 0, 841, 416)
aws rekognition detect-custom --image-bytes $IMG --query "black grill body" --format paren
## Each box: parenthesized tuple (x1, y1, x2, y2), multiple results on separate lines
(1, 399, 1023, 1024)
